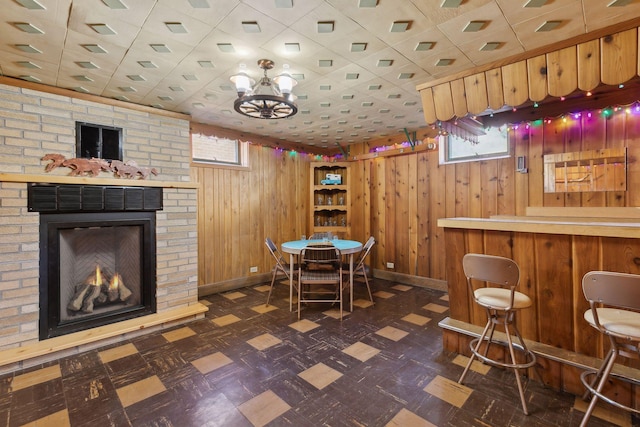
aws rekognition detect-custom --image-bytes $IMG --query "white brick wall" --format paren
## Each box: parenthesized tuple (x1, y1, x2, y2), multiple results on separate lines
(0, 83, 198, 355)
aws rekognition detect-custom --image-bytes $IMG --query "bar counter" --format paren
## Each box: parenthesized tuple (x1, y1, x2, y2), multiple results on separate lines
(437, 214, 640, 396)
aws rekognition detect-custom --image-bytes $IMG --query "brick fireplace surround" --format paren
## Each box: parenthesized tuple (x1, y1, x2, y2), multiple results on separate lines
(0, 79, 206, 374)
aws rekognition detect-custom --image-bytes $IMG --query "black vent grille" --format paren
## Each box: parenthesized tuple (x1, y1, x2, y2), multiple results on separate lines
(28, 184, 163, 213)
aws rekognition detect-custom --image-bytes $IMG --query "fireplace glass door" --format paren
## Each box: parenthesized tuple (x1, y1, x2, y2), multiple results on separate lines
(40, 211, 156, 339)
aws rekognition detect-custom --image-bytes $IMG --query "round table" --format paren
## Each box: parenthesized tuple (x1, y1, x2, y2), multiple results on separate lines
(281, 239, 363, 312)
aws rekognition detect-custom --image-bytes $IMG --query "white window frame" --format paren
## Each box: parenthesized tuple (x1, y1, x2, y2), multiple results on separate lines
(191, 133, 249, 169)
(439, 125, 510, 165)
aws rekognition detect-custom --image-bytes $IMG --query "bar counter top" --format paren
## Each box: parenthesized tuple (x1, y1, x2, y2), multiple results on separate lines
(437, 216, 640, 239)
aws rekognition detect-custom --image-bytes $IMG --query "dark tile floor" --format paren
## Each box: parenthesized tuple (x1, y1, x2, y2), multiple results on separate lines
(0, 278, 635, 427)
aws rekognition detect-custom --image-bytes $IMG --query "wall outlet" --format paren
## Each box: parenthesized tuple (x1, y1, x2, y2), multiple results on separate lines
(386, 262, 394, 269)
(249, 266, 258, 273)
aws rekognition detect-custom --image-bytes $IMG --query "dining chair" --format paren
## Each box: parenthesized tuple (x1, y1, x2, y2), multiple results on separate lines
(265, 237, 297, 308)
(297, 244, 344, 320)
(344, 236, 375, 305)
(579, 271, 640, 427)
(457, 253, 537, 415)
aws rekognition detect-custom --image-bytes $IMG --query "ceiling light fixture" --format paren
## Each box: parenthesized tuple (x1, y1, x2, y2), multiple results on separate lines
(230, 59, 298, 120)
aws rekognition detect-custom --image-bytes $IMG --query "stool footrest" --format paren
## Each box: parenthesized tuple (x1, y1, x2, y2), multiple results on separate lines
(469, 337, 537, 370)
(580, 370, 640, 415)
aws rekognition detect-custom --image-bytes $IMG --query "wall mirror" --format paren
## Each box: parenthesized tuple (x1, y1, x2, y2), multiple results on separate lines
(543, 148, 627, 193)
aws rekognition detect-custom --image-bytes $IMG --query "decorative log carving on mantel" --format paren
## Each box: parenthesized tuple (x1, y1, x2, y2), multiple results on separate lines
(416, 24, 640, 125)
(42, 153, 158, 179)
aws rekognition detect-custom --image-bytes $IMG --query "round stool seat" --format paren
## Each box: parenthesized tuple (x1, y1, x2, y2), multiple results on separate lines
(584, 308, 640, 339)
(474, 287, 532, 310)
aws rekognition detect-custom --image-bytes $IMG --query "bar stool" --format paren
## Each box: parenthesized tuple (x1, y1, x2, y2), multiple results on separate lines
(579, 271, 640, 427)
(457, 253, 537, 415)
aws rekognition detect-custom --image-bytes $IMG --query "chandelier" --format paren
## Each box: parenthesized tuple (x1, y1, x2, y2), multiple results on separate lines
(230, 59, 298, 119)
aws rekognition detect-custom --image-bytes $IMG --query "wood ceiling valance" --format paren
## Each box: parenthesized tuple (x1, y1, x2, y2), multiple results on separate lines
(416, 22, 640, 125)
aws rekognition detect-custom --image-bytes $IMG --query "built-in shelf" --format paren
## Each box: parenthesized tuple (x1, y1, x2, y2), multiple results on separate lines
(310, 162, 350, 238)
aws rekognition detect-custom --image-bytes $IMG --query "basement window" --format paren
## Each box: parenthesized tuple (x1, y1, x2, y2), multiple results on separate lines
(76, 122, 123, 161)
(191, 133, 249, 169)
(439, 125, 509, 164)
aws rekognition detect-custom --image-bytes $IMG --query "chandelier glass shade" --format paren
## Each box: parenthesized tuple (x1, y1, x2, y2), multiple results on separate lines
(230, 59, 298, 119)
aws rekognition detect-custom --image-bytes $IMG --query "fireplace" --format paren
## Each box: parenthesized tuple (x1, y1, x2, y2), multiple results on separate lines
(30, 184, 162, 339)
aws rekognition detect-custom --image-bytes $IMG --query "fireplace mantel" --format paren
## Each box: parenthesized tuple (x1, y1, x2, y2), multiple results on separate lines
(0, 81, 201, 374)
(0, 172, 199, 189)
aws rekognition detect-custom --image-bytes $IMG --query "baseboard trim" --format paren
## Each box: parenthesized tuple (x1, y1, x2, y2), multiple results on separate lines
(199, 271, 447, 297)
(198, 273, 273, 297)
(372, 269, 447, 291)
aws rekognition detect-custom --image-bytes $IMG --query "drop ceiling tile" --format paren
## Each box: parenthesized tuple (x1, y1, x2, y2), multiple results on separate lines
(288, 2, 364, 45)
(1, 53, 59, 81)
(132, 4, 222, 47)
(256, 28, 326, 62)
(354, 4, 436, 46)
(413, 0, 495, 19)
(352, 47, 415, 78)
(322, 63, 379, 87)
(0, 16, 68, 47)
(65, 2, 155, 49)
(509, 3, 587, 50)
(465, 42, 525, 65)
(241, 0, 325, 26)
(437, 2, 513, 48)
(6, 0, 73, 24)
(60, 29, 128, 62)
(582, 0, 640, 31)
(389, 26, 458, 63)
(450, 25, 523, 64)
(72, 0, 156, 28)
(210, 3, 287, 46)
(495, 0, 579, 27)
(158, 0, 239, 23)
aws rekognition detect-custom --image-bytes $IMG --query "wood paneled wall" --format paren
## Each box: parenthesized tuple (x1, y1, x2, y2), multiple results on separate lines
(191, 145, 310, 289)
(354, 108, 640, 282)
(192, 107, 640, 290)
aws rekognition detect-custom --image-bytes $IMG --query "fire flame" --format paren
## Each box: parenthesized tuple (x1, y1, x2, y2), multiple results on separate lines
(109, 274, 121, 290)
(92, 265, 102, 287)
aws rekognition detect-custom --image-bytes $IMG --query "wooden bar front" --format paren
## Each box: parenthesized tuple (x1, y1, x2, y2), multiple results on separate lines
(438, 216, 640, 398)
